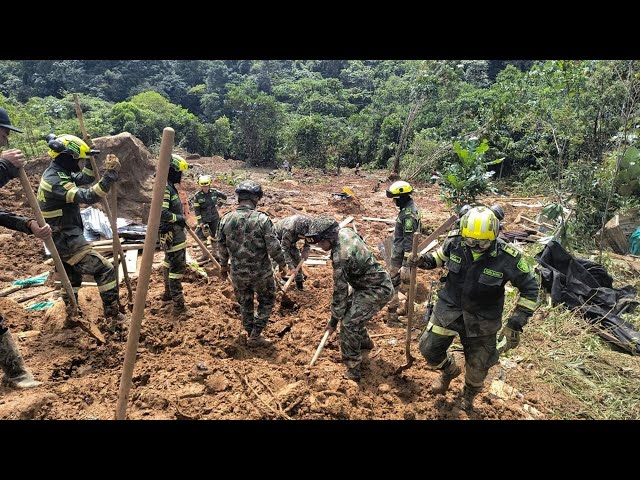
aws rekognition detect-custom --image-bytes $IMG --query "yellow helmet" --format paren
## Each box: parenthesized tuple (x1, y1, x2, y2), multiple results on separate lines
(198, 174, 212, 186)
(460, 206, 499, 241)
(385, 180, 413, 198)
(47, 134, 95, 159)
(170, 154, 189, 172)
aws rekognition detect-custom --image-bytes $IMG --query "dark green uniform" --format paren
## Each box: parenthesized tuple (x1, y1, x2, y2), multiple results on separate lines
(274, 215, 311, 283)
(416, 231, 539, 390)
(216, 205, 287, 334)
(37, 160, 119, 313)
(191, 188, 227, 242)
(388, 197, 420, 310)
(160, 182, 187, 303)
(330, 228, 394, 373)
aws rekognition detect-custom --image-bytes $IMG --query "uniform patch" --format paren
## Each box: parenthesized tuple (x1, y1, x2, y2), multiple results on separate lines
(448, 229, 460, 237)
(483, 268, 503, 278)
(517, 258, 531, 273)
(404, 218, 414, 232)
(502, 244, 519, 257)
(62, 182, 75, 191)
(57, 172, 69, 179)
(450, 254, 461, 263)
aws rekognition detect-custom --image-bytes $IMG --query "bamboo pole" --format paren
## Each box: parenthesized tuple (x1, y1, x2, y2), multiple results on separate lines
(115, 127, 174, 420)
(17, 168, 78, 314)
(185, 224, 221, 272)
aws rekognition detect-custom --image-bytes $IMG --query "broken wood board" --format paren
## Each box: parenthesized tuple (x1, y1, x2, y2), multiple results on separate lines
(417, 214, 458, 252)
(91, 238, 124, 246)
(54, 281, 97, 287)
(363, 217, 395, 224)
(9, 286, 56, 303)
(304, 259, 327, 266)
(339, 216, 354, 227)
(16, 330, 40, 340)
(125, 249, 139, 274)
(419, 239, 438, 255)
(93, 243, 145, 253)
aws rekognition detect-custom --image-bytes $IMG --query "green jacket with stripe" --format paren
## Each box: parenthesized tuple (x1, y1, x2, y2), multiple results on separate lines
(159, 182, 187, 251)
(191, 189, 227, 224)
(391, 197, 420, 269)
(37, 160, 117, 257)
(420, 231, 539, 337)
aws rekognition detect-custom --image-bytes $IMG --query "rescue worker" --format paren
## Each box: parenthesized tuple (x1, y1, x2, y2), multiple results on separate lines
(0, 107, 49, 388)
(216, 180, 288, 347)
(407, 206, 539, 409)
(273, 214, 312, 290)
(307, 216, 393, 382)
(159, 154, 189, 315)
(37, 134, 124, 326)
(191, 174, 227, 262)
(385, 180, 421, 327)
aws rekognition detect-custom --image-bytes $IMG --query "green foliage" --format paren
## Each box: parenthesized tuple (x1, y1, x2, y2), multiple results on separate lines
(616, 146, 640, 195)
(204, 116, 232, 158)
(439, 138, 497, 208)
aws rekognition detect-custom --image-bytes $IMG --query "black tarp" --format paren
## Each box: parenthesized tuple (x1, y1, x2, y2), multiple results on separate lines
(535, 240, 640, 355)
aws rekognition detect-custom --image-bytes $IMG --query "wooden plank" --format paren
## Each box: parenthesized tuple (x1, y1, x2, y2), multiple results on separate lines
(125, 249, 138, 274)
(304, 259, 327, 266)
(419, 239, 438, 255)
(10, 286, 56, 303)
(91, 238, 124, 246)
(339, 216, 354, 227)
(93, 243, 145, 253)
(54, 281, 97, 287)
(362, 217, 395, 224)
(417, 214, 458, 252)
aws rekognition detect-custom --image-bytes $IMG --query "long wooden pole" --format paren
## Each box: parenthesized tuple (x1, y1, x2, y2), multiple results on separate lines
(115, 127, 174, 420)
(185, 224, 221, 272)
(309, 330, 331, 367)
(73, 94, 134, 308)
(17, 168, 78, 314)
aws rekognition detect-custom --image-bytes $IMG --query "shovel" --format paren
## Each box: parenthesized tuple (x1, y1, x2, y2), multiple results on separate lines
(394, 222, 420, 375)
(278, 258, 305, 306)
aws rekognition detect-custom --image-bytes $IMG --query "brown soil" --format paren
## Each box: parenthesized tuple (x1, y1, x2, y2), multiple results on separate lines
(0, 157, 569, 420)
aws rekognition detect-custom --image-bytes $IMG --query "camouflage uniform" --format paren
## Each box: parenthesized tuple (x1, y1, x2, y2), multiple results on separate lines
(274, 215, 311, 284)
(216, 204, 287, 335)
(37, 159, 120, 315)
(160, 181, 187, 306)
(330, 228, 394, 375)
(0, 158, 35, 234)
(416, 230, 539, 393)
(388, 197, 421, 312)
(191, 188, 227, 245)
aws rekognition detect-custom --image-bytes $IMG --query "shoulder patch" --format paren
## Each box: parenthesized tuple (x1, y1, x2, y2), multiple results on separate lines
(404, 218, 414, 232)
(502, 244, 519, 257)
(448, 229, 460, 237)
(57, 172, 69, 179)
(517, 258, 531, 273)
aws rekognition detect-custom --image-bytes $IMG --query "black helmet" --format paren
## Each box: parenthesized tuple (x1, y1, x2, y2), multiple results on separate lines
(0, 107, 23, 133)
(458, 204, 472, 218)
(235, 180, 263, 200)
(305, 216, 340, 244)
(489, 204, 504, 221)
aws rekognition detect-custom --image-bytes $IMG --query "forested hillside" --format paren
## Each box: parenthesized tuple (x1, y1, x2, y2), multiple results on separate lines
(1, 60, 639, 245)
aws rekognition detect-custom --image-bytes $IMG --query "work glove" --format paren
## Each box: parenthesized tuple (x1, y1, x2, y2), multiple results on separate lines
(104, 154, 121, 173)
(175, 215, 186, 227)
(497, 325, 521, 353)
(326, 317, 339, 334)
(400, 265, 411, 284)
(422, 254, 438, 270)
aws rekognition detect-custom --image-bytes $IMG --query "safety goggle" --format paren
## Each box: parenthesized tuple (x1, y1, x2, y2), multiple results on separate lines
(464, 238, 492, 249)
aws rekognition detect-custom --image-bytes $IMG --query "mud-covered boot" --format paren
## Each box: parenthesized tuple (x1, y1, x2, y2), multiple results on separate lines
(0, 331, 42, 389)
(172, 298, 188, 316)
(361, 335, 375, 350)
(385, 309, 402, 327)
(461, 384, 482, 410)
(295, 278, 304, 290)
(247, 328, 272, 348)
(104, 303, 125, 322)
(431, 358, 462, 395)
(343, 367, 361, 382)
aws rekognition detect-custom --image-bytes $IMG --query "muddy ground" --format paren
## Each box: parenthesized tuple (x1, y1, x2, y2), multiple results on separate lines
(0, 156, 567, 420)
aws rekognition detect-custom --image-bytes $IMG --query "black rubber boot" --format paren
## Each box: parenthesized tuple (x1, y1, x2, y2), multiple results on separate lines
(431, 357, 462, 395)
(0, 331, 41, 389)
(247, 328, 271, 348)
(343, 367, 361, 382)
(461, 384, 482, 410)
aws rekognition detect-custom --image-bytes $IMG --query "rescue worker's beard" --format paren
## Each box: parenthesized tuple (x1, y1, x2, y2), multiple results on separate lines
(168, 169, 183, 185)
(394, 195, 411, 208)
(54, 153, 81, 172)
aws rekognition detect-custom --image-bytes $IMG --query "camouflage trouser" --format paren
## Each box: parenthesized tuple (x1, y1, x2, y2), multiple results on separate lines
(162, 248, 186, 302)
(231, 274, 276, 334)
(418, 312, 499, 389)
(341, 276, 394, 371)
(62, 251, 118, 311)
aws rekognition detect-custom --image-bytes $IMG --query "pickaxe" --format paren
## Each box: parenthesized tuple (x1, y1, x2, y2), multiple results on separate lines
(73, 94, 134, 312)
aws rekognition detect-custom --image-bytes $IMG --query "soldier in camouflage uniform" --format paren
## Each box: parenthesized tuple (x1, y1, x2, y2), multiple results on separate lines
(306, 216, 393, 382)
(407, 206, 539, 409)
(159, 154, 189, 315)
(0, 108, 49, 388)
(385, 180, 421, 327)
(191, 174, 227, 262)
(37, 134, 124, 325)
(216, 180, 288, 347)
(274, 214, 312, 290)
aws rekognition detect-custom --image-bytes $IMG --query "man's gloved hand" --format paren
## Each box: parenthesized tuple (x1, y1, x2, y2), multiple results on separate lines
(422, 254, 437, 270)
(405, 257, 418, 269)
(104, 154, 121, 172)
(326, 317, 339, 334)
(27, 220, 52, 239)
(498, 325, 521, 353)
(175, 215, 186, 227)
(400, 265, 411, 284)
